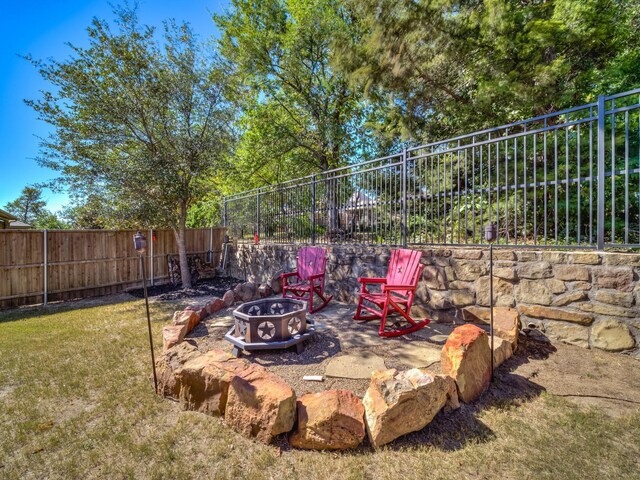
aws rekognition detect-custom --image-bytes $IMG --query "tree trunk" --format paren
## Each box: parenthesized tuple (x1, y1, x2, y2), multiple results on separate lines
(175, 201, 192, 289)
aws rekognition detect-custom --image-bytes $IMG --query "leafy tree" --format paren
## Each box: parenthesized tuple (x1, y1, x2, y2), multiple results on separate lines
(26, 6, 235, 287)
(4, 186, 68, 229)
(3, 186, 47, 224)
(335, 0, 640, 142)
(215, 0, 384, 186)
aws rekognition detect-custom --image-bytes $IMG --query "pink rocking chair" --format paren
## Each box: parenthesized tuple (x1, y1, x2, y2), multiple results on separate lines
(353, 248, 430, 337)
(281, 247, 333, 313)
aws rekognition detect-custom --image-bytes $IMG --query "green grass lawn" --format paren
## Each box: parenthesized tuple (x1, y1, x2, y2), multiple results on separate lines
(1, 296, 639, 479)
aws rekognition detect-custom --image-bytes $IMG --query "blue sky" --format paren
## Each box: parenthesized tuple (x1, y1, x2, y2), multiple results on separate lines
(0, 0, 228, 213)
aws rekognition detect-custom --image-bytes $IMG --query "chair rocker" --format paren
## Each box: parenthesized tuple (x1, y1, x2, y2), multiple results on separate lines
(353, 248, 430, 337)
(281, 247, 333, 313)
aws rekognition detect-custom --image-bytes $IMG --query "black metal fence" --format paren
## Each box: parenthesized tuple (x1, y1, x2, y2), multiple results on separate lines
(224, 88, 640, 249)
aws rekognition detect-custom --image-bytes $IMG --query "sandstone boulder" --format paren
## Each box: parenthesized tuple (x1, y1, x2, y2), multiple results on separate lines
(222, 289, 235, 306)
(289, 390, 365, 450)
(590, 319, 635, 352)
(362, 369, 459, 448)
(270, 271, 284, 294)
(206, 297, 226, 315)
(234, 282, 258, 302)
(493, 307, 520, 349)
(178, 349, 249, 416)
(155, 342, 202, 397)
(197, 307, 209, 321)
(173, 310, 200, 332)
(441, 324, 491, 403)
(258, 283, 273, 298)
(225, 363, 296, 443)
(162, 324, 188, 352)
(492, 336, 513, 367)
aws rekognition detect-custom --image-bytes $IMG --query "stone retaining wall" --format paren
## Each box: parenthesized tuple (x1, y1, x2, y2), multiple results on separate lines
(227, 244, 639, 357)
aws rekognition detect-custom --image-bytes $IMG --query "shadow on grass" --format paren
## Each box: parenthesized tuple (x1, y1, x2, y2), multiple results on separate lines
(276, 334, 558, 454)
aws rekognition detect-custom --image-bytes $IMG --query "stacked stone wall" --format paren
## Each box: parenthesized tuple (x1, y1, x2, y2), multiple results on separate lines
(227, 244, 639, 356)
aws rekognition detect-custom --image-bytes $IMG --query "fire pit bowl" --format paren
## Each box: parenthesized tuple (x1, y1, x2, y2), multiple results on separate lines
(225, 298, 315, 357)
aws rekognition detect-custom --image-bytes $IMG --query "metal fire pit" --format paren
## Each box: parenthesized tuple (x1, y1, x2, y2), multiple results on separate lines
(225, 298, 315, 357)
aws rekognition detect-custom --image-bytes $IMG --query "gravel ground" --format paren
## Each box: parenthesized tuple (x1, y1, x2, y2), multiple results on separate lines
(185, 300, 446, 397)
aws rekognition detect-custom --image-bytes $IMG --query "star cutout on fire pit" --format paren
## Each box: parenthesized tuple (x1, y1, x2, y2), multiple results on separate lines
(270, 303, 285, 315)
(248, 305, 262, 316)
(257, 321, 275, 340)
(288, 317, 302, 334)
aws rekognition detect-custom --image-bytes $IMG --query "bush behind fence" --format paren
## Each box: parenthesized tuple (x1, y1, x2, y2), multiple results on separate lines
(224, 89, 640, 250)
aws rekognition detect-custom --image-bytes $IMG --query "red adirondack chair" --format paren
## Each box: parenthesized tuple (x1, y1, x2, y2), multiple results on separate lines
(281, 247, 333, 313)
(353, 248, 430, 337)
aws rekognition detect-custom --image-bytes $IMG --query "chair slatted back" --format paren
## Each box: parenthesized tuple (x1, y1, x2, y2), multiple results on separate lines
(386, 249, 422, 293)
(297, 247, 327, 281)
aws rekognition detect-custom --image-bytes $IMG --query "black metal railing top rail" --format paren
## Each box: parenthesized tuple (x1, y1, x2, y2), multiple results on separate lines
(224, 88, 640, 250)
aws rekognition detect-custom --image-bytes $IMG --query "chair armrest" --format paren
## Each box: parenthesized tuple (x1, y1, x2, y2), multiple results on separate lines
(383, 284, 418, 292)
(357, 277, 386, 284)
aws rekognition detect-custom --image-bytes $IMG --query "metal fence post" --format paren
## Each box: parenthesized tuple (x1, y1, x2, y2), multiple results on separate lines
(149, 228, 154, 286)
(597, 94, 605, 250)
(311, 174, 316, 245)
(223, 198, 227, 228)
(401, 148, 408, 247)
(43, 229, 48, 306)
(256, 192, 261, 238)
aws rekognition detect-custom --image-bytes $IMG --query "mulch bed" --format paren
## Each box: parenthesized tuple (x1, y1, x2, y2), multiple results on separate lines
(128, 276, 240, 301)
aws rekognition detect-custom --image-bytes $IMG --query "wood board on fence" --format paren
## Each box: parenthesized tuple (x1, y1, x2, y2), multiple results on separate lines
(0, 228, 226, 309)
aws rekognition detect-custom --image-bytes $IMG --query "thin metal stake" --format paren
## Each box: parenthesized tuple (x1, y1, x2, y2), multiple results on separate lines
(489, 242, 494, 382)
(140, 254, 158, 394)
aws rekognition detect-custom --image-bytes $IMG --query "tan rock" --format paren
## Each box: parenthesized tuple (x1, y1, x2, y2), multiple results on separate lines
(493, 308, 520, 349)
(289, 390, 365, 450)
(518, 305, 594, 325)
(155, 342, 202, 397)
(572, 252, 601, 265)
(554, 265, 590, 282)
(574, 281, 592, 291)
(422, 265, 448, 290)
(234, 282, 258, 302)
(517, 251, 538, 262)
(592, 268, 634, 292)
(222, 289, 235, 306)
(429, 290, 452, 310)
(544, 322, 589, 348)
(225, 363, 297, 443)
(363, 369, 459, 448)
(492, 336, 513, 367)
(206, 297, 226, 315)
(593, 290, 634, 308)
(178, 349, 248, 416)
(453, 249, 483, 260)
(270, 271, 284, 294)
(258, 283, 273, 298)
(451, 259, 489, 281)
(449, 289, 475, 307)
(493, 267, 517, 281)
(516, 279, 552, 305)
(476, 276, 514, 307)
(517, 262, 552, 279)
(461, 305, 491, 323)
(162, 324, 188, 352)
(590, 319, 635, 352)
(577, 302, 635, 318)
(441, 324, 491, 403)
(173, 310, 200, 332)
(547, 278, 567, 294)
(552, 291, 588, 307)
(494, 251, 516, 261)
(603, 253, 640, 267)
(541, 252, 569, 264)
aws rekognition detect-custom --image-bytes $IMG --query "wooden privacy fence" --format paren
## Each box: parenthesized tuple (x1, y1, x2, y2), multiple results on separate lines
(0, 228, 226, 309)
